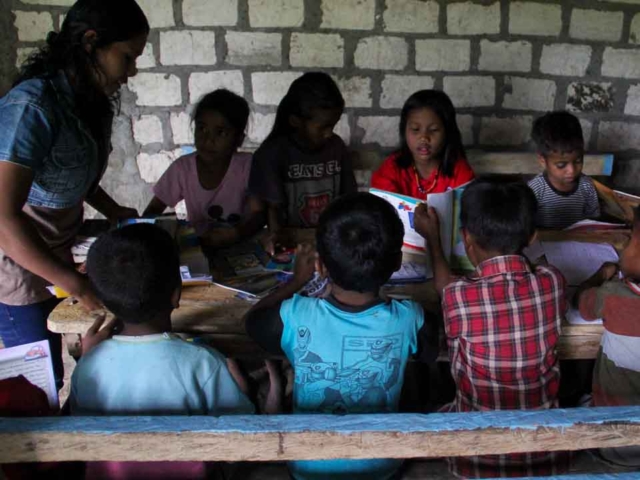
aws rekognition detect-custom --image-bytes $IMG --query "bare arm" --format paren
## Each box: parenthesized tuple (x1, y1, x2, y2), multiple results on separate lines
(86, 186, 138, 222)
(142, 195, 168, 217)
(0, 162, 101, 310)
(414, 204, 454, 295)
(200, 195, 267, 249)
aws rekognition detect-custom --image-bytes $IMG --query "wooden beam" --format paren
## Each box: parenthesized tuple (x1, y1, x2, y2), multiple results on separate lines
(465, 152, 614, 177)
(1, 407, 640, 463)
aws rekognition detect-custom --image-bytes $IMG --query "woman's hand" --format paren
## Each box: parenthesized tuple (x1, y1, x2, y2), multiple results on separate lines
(81, 313, 120, 356)
(65, 273, 103, 312)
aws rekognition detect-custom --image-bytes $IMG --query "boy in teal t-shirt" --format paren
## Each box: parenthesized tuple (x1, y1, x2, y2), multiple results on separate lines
(245, 192, 438, 480)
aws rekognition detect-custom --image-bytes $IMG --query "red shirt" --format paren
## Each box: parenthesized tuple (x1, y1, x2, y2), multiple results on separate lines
(370, 152, 475, 200)
(442, 255, 568, 478)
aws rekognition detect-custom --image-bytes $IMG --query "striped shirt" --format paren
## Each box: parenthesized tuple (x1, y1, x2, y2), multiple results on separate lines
(528, 173, 600, 229)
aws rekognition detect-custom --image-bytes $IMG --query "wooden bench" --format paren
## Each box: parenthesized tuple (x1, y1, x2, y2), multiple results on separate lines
(1, 406, 639, 479)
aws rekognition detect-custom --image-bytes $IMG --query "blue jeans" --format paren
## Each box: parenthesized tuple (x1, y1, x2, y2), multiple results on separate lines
(0, 297, 63, 389)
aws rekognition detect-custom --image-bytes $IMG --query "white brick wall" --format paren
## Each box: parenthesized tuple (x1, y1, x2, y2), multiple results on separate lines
(479, 40, 532, 72)
(602, 48, 640, 79)
(322, 0, 375, 30)
(598, 121, 640, 150)
(334, 76, 372, 108)
(16, 47, 36, 69)
(415, 40, 471, 72)
(189, 71, 244, 104)
(357, 116, 400, 147)
(128, 74, 182, 107)
(383, 0, 439, 34)
(21, 0, 74, 4)
(457, 114, 474, 146)
(136, 43, 156, 70)
(447, 2, 500, 35)
(133, 115, 163, 145)
(570, 9, 624, 42)
(225, 32, 282, 66)
(137, 0, 175, 28)
(252, 72, 302, 106)
(14, 11, 53, 42)
(380, 75, 435, 109)
(539, 44, 592, 77)
(509, 2, 562, 37)
(171, 113, 194, 145)
(503, 77, 556, 111)
(160, 31, 216, 66)
(334, 114, 351, 145)
(625, 85, 640, 116)
(137, 151, 178, 183)
(632, 14, 640, 44)
(290, 33, 344, 68)
(183, 0, 238, 27)
(247, 113, 276, 145)
(443, 76, 495, 108)
(354, 37, 408, 70)
(480, 116, 533, 146)
(249, 0, 303, 28)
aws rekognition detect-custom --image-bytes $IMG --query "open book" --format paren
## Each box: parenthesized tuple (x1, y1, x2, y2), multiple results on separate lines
(370, 183, 473, 271)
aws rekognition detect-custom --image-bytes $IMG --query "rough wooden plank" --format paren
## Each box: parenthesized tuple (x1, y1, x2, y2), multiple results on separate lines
(557, 334, 602, 360)
(538, 230, 631, 252)
(465, 152, 613, 177)
(1, 407, 640, 463)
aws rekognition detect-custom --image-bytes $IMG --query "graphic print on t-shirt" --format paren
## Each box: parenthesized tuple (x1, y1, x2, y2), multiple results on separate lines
(293, 329, 403, 414)
(297, 190, 332, 226)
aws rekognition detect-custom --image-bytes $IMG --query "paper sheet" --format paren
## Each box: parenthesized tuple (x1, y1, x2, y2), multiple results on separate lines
(0, 340, 58, 409)
(541, 241, 619, 286)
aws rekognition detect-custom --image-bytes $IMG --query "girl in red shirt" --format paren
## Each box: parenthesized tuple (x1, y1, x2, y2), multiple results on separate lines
(371, 90, 475, 199)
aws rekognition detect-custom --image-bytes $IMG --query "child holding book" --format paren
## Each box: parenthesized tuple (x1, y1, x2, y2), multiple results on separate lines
(245, 192, 438, 480)
(528, 111, 600, 229)
(415, 179, 568, 478)
(247, 72, 357, 243)
(70, 224, 259, 479)
(144, 89, 255, 248)
(576, 207, 640, 466)
(371, 90, 474, 199)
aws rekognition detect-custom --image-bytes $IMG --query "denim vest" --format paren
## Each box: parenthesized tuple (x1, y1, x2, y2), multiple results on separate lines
(0, 71, 109, 209)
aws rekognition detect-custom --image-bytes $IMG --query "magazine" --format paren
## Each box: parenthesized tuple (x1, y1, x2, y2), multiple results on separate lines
(370, 183, 473, 271)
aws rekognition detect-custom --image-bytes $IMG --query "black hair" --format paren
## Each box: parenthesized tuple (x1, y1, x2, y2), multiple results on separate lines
(192, 89, 250, 134)
(264, 72, 344, 143)
(532, 111, 584, 157)
(634, 206, 640, 231)
(316, 192, 404, 293)
(86, 223, 180, 324)
(396, 89, 466, 178)
(460, 179, 537, 255)
(14, 0, 149, 148)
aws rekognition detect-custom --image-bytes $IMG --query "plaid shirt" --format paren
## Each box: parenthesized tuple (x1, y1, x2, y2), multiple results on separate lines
(442, 255, 568, 478)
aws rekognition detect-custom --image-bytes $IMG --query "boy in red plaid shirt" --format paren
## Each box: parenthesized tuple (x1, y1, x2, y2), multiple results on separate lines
(414, 179, 569, 478)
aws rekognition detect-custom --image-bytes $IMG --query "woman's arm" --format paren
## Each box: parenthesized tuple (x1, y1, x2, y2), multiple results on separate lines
(142, 195, 168, 217)
(0, 162, 101, 310)
(85, 186, 138, 222)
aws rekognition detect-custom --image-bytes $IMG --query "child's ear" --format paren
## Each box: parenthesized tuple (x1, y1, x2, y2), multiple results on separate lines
(316, 258, 327, 278)
(81, 30, 98, 53)
(461, 228, 477, 266)
(537, 154, 547, 170)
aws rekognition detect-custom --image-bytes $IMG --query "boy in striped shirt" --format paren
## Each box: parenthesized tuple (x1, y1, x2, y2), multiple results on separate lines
(528, 111, 600, 229)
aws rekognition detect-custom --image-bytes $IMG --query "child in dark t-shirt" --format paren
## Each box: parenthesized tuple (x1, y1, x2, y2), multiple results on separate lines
(248, 72, 357, 239)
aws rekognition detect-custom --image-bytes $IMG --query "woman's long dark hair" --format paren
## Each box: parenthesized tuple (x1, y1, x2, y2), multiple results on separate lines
(396, 90, 466, 178)
(14, 0, 149, 144)
(264, 72, 344, 144)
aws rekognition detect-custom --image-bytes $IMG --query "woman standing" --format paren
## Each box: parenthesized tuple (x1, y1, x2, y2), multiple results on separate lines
(0, 0, 149, 386)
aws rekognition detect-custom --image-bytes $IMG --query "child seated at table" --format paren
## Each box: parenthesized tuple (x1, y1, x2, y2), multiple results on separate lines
(528, 111, 600, 229)
(576, 206, 640, 466)
(70, 223, 257, 479)
(414, 179, 569, 478)
(244, 192, 438, 480)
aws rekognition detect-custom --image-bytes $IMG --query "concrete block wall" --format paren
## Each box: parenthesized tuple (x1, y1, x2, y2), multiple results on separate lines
(2, 0, 640, 215)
